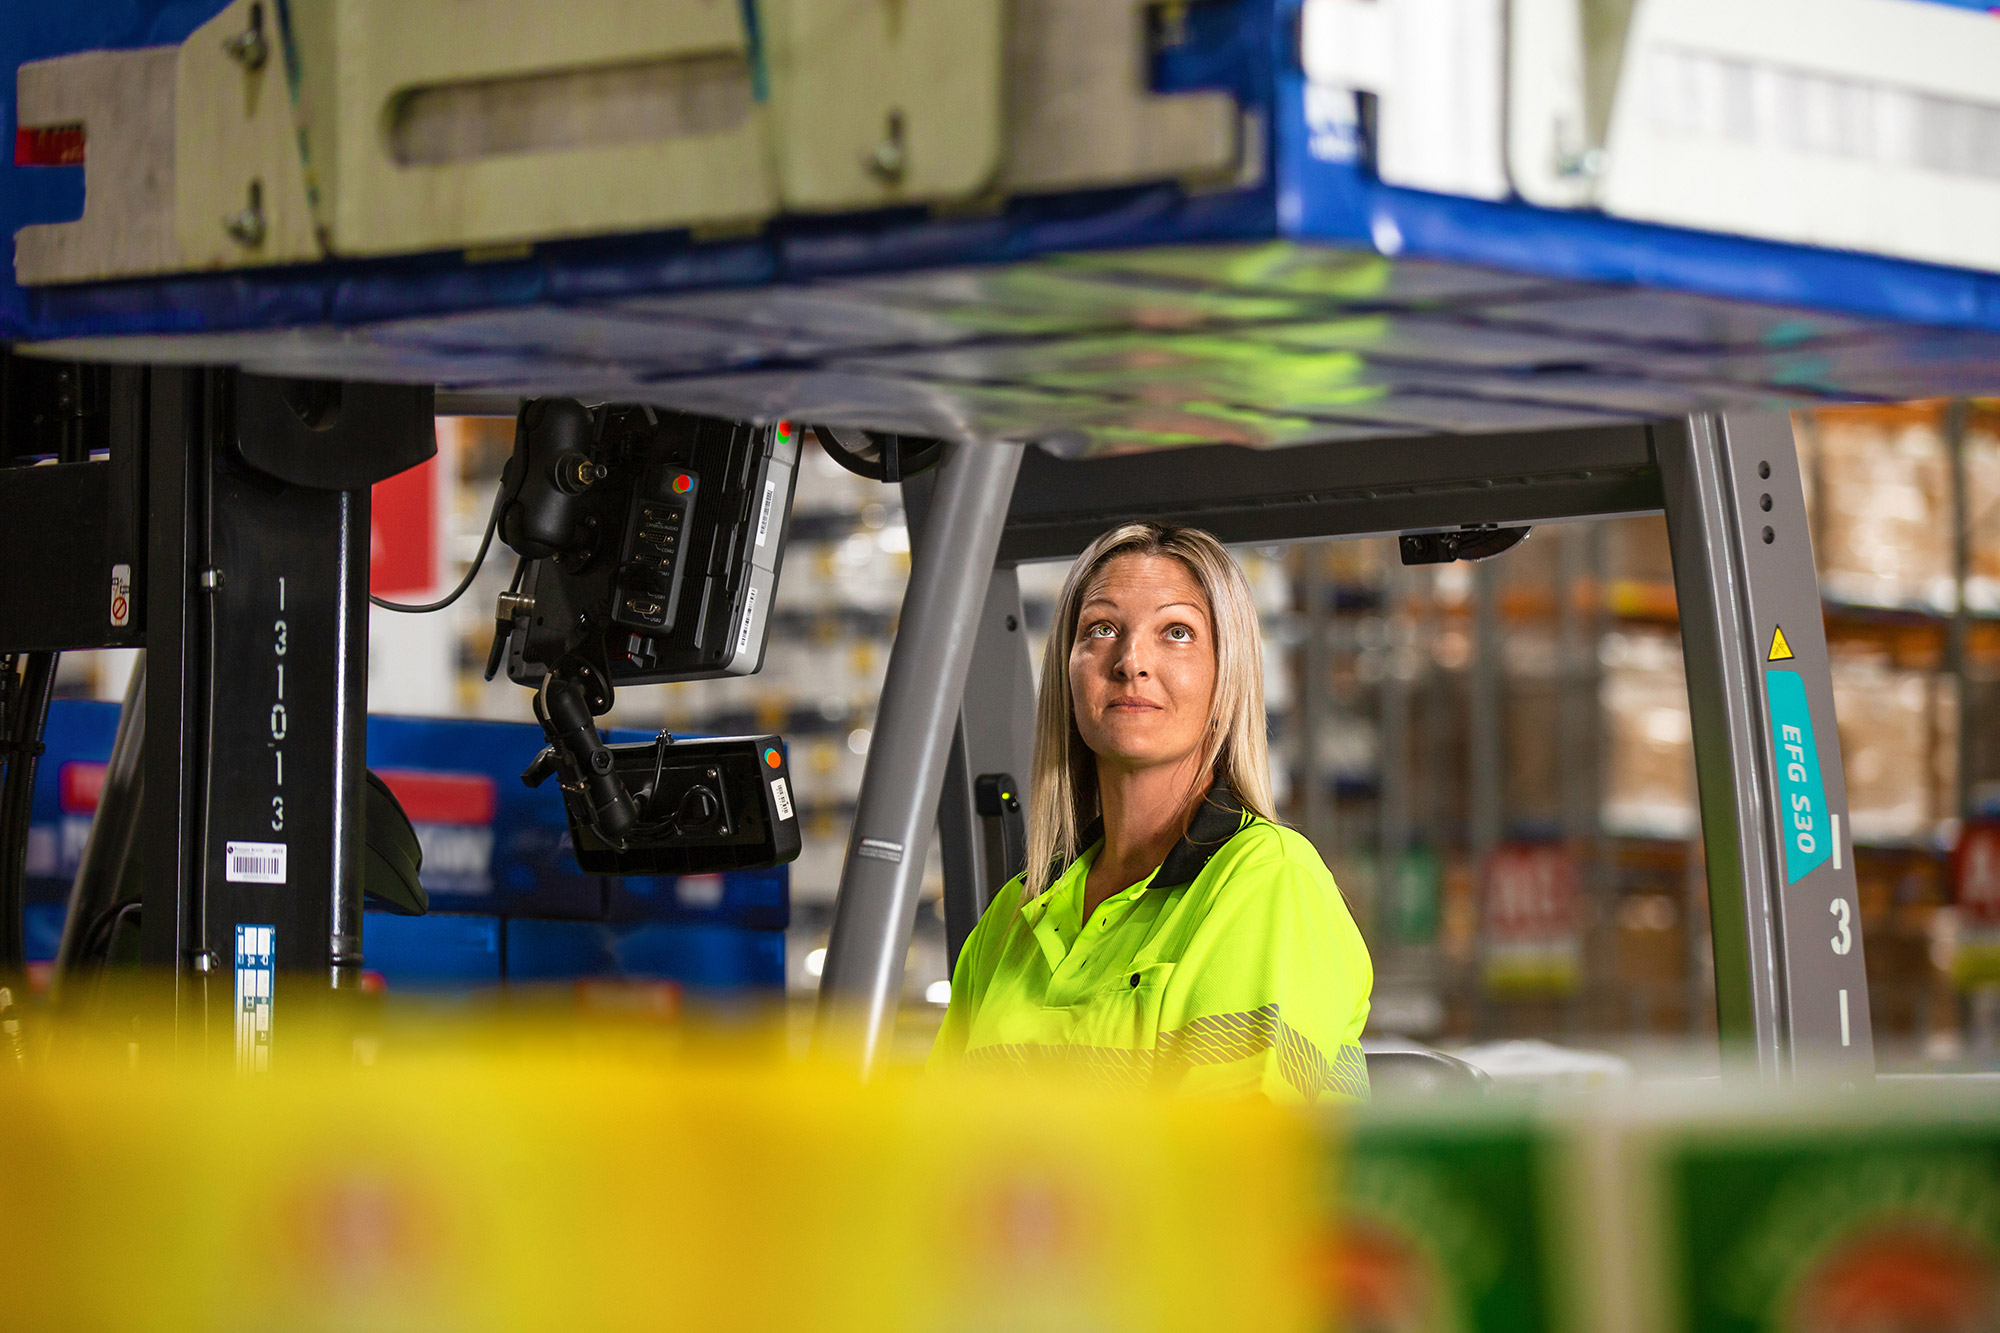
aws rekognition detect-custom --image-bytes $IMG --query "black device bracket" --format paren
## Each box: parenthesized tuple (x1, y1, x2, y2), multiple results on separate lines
(494, 400, 802, 873)
(1397, 525, 1532, 565)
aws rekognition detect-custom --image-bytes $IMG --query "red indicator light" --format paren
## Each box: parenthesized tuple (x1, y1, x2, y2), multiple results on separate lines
(16, 124, 85, 167)
(764, 748, 781, 769)
(776, 420, 795, 443)
(672, 473, 692, 494)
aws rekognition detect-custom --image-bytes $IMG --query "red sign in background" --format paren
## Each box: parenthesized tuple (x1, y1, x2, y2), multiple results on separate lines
(1955, 822, 2000, 928)
(369, 454, 439, 599)
(372, 770, 497, 827)
(1482, 842, 1582, 946)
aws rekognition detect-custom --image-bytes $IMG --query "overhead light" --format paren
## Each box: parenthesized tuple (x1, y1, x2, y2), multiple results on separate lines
(924, 980, 950, 1006)
(804, 947, 827, 978)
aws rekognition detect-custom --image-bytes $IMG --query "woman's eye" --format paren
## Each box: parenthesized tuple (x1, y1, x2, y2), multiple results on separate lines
(1087, 622, 1116, 639)
(1165, 624, 1193, 642)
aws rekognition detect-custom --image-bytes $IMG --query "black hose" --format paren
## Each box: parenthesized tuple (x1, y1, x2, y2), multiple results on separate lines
(369, 478, 506, 614)
(0, 652, 59, 976)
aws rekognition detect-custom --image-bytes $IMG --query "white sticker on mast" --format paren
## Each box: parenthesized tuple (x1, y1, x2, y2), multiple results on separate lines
(234, 924, 275, 1074)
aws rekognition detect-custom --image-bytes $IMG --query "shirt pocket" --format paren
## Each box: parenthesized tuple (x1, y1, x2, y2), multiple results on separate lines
(1067, 961, 1178, 1052)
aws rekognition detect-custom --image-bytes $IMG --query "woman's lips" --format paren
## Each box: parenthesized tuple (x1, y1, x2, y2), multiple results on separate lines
(1107, 697, 1161, 711)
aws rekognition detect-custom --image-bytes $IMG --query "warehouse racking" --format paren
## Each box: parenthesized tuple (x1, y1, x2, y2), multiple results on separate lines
(1280, 402, 2000, 1067)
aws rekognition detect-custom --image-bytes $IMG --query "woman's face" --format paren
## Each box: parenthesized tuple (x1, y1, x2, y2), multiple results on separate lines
(1068, 553, 1217, 774)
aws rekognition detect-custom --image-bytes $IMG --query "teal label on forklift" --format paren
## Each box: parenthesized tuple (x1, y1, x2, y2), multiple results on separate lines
(1766, 670, 1828, 885)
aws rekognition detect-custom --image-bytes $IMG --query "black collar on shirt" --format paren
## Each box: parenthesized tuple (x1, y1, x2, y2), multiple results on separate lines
(1072, 778, 1248, 891)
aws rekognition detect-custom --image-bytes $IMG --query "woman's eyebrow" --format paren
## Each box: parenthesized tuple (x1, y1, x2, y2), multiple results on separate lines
(1156, 600, 1205, 613)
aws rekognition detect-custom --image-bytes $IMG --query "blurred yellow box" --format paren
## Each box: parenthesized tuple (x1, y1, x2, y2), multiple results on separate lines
(0, 1034, 1319, 1333)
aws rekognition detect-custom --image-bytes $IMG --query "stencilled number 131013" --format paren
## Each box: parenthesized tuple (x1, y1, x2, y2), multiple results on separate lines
(270, 577, 286, 832)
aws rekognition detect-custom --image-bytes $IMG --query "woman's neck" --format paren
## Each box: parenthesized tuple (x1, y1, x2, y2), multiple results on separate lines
(1083, 754, 1210, 919)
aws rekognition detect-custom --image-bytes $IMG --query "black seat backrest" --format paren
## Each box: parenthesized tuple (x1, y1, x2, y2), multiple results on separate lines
(1362, 1047, 1491, 1099)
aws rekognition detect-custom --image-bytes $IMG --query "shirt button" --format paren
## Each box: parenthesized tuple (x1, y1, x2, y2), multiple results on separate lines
(1129, 973, 1140, 988)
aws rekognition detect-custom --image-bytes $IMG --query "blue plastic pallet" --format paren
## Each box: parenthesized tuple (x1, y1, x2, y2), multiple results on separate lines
(6, 1, 2000, 455)
(24, 701, 787, 991)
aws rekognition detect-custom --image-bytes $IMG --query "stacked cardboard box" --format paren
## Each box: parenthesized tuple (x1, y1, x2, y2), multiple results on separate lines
(1801, 404, 2000, 612)
(1332, 1085, 2000, 1333)
(1806, 408, 1954, 609)
(1600, 630, 1697, 840)
(1830, 643, 1956, 845)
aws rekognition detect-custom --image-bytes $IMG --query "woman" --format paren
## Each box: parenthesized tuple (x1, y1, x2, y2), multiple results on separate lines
(931, 523, 1372, 1103)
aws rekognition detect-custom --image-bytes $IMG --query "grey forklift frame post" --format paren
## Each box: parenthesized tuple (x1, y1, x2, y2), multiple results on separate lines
(815, 440, 1025, 1070)
(1658, 412, 1873, 1078)
(901, 473, 1037, 969)
(934, 568, 1037, 968)
(851, 414, 1872, 1081)
(328, 490, 369, 991)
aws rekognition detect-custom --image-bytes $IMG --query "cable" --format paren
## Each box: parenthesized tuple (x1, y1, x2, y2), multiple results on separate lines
(370, 479, 506, 614)
(0, 652, 58, 976)
(629, 782, 720, 841)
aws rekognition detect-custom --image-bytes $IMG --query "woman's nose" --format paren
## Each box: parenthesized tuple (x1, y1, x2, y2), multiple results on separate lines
(1113, 639, 1147, 678)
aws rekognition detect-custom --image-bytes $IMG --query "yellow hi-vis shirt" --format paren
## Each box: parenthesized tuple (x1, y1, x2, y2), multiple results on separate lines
(930, 783, 1372, 1104)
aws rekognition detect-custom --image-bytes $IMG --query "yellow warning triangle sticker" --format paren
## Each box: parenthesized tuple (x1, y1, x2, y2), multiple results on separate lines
(1768, 625, 1794, 661)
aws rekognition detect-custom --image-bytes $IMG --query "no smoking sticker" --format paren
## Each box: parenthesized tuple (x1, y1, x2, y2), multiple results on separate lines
(108, 563, 131, 628)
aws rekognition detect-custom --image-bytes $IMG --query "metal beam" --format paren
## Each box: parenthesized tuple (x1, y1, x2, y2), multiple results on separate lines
(1657, 412, 1873, 1081)
(54, 654, 145, 991)
(999, 423, 1663, 562)
(135, 368, 389, 1058)
(0, 464, 146, 652)
(817, 440, 1025, 1070)
(934, 566, 1036, 970)
(328, 490, 370, 990)
(0, 362, 145, 653)
(140, 368, 207, 1032)
(898, 469, 1017, 969)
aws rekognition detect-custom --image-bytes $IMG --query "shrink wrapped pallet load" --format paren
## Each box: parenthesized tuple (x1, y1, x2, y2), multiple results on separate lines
(1502, 630, 1563, 828)
(1828, 645, 1938, 844)
(1798, 403, 2000, 611)
(1806, 409, 1953, 610)
(1968, 419, 2000, 600)
(1313, 533, 1389, 591)
(1600, 631, 1697, 840)
(1603, 515, 1679, 619)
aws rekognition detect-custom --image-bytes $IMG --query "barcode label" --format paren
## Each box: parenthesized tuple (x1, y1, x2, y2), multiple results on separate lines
(735, 584, 759, 655)
(771, 776, 794, 823)
(226, 841, 287, 884)
(756, 479, 776, 548)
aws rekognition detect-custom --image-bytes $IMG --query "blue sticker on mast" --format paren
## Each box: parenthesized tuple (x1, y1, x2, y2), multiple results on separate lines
(1766, 670, 1829, 885)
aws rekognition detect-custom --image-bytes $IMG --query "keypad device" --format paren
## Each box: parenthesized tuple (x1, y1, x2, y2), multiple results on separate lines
(612, 465, 698, 632)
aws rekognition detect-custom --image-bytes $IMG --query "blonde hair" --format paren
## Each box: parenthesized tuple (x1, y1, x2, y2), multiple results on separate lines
(1023, 523, 1276, 898)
